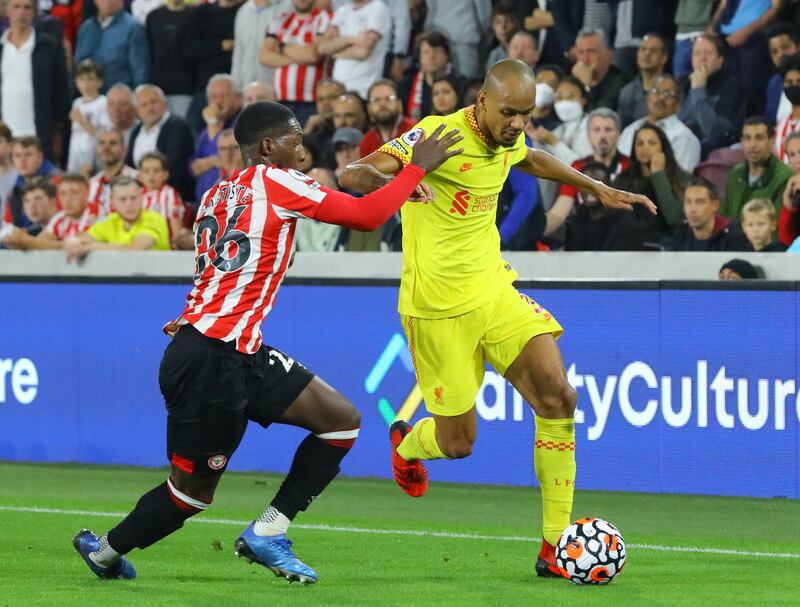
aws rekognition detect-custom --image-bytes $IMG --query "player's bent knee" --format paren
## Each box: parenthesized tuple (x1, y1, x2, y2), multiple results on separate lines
(439, 437, 473, 459)
(539, 381, 577, 419)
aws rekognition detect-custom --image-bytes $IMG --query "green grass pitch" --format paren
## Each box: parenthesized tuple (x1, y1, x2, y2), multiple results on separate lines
(1, 462, 798, 606)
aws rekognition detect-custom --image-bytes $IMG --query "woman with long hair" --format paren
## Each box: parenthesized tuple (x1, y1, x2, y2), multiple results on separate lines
(612, 124, 690, 246)
(431, 74, 463, 116)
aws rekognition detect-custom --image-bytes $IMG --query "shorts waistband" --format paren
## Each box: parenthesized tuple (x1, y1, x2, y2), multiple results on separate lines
(175, 324, 246, 355)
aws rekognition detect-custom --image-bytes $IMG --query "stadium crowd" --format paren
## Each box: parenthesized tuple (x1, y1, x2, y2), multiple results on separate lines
(1, 0, 800, 262)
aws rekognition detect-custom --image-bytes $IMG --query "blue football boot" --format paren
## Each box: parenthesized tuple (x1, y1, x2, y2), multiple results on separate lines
(73, 529, 137, 580)
(234, 523, 318, 584)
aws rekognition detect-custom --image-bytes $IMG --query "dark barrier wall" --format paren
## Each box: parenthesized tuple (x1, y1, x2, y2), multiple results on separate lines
(0, 280, 798, 498)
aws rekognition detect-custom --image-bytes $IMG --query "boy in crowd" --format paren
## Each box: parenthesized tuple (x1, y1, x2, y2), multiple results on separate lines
(138, 151, 192, 249)
(741, 198, 786, 251)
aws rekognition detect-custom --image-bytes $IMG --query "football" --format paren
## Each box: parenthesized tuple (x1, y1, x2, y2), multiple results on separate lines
(556, 518, 627, 585)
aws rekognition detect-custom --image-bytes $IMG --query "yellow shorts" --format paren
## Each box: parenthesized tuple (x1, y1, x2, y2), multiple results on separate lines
(401, 284, 564, 417)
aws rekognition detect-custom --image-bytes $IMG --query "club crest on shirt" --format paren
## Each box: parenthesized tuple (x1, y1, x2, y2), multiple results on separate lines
(208, 454, 227, 470)
(401, 128, 423, 147)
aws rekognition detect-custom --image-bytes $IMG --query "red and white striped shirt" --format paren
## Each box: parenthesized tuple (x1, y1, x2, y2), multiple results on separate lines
(88, 165, 139, 214)
(268, 8, 332, 103)
(165, 165, 330, 354)
(44, 202, 103, 240)
(143, 184, 184, 233)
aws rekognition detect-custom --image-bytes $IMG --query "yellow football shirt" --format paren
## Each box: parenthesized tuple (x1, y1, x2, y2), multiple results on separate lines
(378, 106, 528, 319)
(88, 209, 170, 250)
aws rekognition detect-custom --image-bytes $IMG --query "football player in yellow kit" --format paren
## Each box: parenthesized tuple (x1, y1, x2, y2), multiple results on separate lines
(339, 59, 656, 577)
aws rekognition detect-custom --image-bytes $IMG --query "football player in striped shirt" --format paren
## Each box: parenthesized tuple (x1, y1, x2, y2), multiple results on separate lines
(73, 101, 463, 585)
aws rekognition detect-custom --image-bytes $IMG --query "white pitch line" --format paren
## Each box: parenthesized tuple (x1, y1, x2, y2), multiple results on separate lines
(2, 505, 799, 560)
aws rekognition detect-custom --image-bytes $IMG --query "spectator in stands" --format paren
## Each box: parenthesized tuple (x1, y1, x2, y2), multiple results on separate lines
(138, 150, 190, 249)
(613, 124, 690, 246)
(774, 53, 800, 163)
(610, 1, 677, 77)
(0, 123, 18, 210)
(673, 0, 717, 79)
(231, 0, 290, 95)
(506, 30, 540, 72)
(671, 176, 748, 251)
(318, 0, 391, 100)
(89, 128, 138, 213)
(191, 74, 241, 203)
(513, 1, 564, 69)
(4, 136, 60, 229)
(531, 65, 561, 130)
(722, 116, 793, 222)
(182, 0, 243, 132)
(64, 175, 170, 260)
(719, 258, 759, 279)
(294, 167, 341, 251)
(398, 31, 456, 121)
(332, 127, 362, 181)
(712, 0, 781, 115)
(48, 0, 82, 55)
(146, 0, 197, 119)
(126, 84, 195, 201)
(496, 153, 540, 251)
(106, 84, 138, 146)
(617, 33, 670, 128)
(741, 197, 785, 251)
(462, 77, 483, 107)
(547, 108, 630, 234)
(764, 22, 799, 124)
(75, 0, 149, 90)
(486, 3, 519, 70)
(68, 59, 112, 176)
(679, 33, 743, 154)
(1, 178, 58, 247)
(260, 0, 333, 127)
(304, 78, 344, 135)
(242, 81, 277, 107)
(360, 79, 416, 157)
(422, 0, 490, 79)
(571, 28, 630, 111)
(215, 128, 244, 184)
(565, 162, 644, 251)
(431, 75, 462, 117)
(620, 74, 701, 173)
(531, 75, 591, 165)
(779, 131, 800, 246)
(1, 0, 69, 162)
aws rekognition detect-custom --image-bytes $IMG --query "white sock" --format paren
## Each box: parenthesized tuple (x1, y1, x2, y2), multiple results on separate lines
(89, 535, 121, 567)
(253, 506, 290, 537)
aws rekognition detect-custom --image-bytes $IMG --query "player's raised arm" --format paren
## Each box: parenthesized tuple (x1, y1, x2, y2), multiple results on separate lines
(516, 146, 658, 214)
(338, 149, 405, 194)
(315, 124, 463, 230)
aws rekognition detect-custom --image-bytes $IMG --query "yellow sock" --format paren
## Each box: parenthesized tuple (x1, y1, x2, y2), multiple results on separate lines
(534, 416, 576, 546)
(396, 418, 448, 461)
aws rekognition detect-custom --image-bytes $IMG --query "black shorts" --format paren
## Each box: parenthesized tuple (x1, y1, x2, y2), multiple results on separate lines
(159, 324, 314, 476)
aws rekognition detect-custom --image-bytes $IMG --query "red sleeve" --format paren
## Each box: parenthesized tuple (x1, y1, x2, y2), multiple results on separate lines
(558, 159, 585, 199)
(315, 164, 425, 230)
(778, 204, 799, 246)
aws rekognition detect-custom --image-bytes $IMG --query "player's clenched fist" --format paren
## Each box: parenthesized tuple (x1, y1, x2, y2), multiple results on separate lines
(409, 124, 464, 173)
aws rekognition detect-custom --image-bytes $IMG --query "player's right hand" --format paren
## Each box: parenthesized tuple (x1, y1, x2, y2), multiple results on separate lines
(409, 124, 464, 173)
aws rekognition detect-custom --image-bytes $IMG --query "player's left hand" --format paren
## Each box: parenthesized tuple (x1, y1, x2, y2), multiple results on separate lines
(408, 182, 434, 203)
(595, 183, 657, 215)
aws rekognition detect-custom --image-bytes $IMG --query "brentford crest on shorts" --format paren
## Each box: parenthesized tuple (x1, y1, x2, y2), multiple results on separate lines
(164, 165, 328, 354)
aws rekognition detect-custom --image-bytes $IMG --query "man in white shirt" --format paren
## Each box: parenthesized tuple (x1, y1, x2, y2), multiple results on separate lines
(619, 74, 701, 173)
(231, 0, 291, 93)
(318, 0, 391, 100)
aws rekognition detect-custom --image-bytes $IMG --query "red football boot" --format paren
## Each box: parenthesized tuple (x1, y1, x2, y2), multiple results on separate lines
(389, 420, 428, 497)
(536, 539, 564, 578)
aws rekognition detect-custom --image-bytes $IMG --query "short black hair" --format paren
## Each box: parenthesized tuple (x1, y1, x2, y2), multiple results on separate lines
(22, 177, 56, 199)
(766, 22, 800, 43)
(743, 115, 773, 138)
(234, 101, 296, 149)
(779, 52, 800, 77)
(687, 175, 719, 200)
(581, 161, 611, 183)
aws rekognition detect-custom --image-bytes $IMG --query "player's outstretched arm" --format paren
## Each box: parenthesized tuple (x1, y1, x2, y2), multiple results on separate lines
(316, 125, 463, 230)
(338, 150, 405, 195)
(516, 147, 658, 214)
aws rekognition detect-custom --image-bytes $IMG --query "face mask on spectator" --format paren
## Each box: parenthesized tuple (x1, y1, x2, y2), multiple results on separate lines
(784, 85, 800, 105)
(554, 100, 583, 122)
(535, 83, 555, 108)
